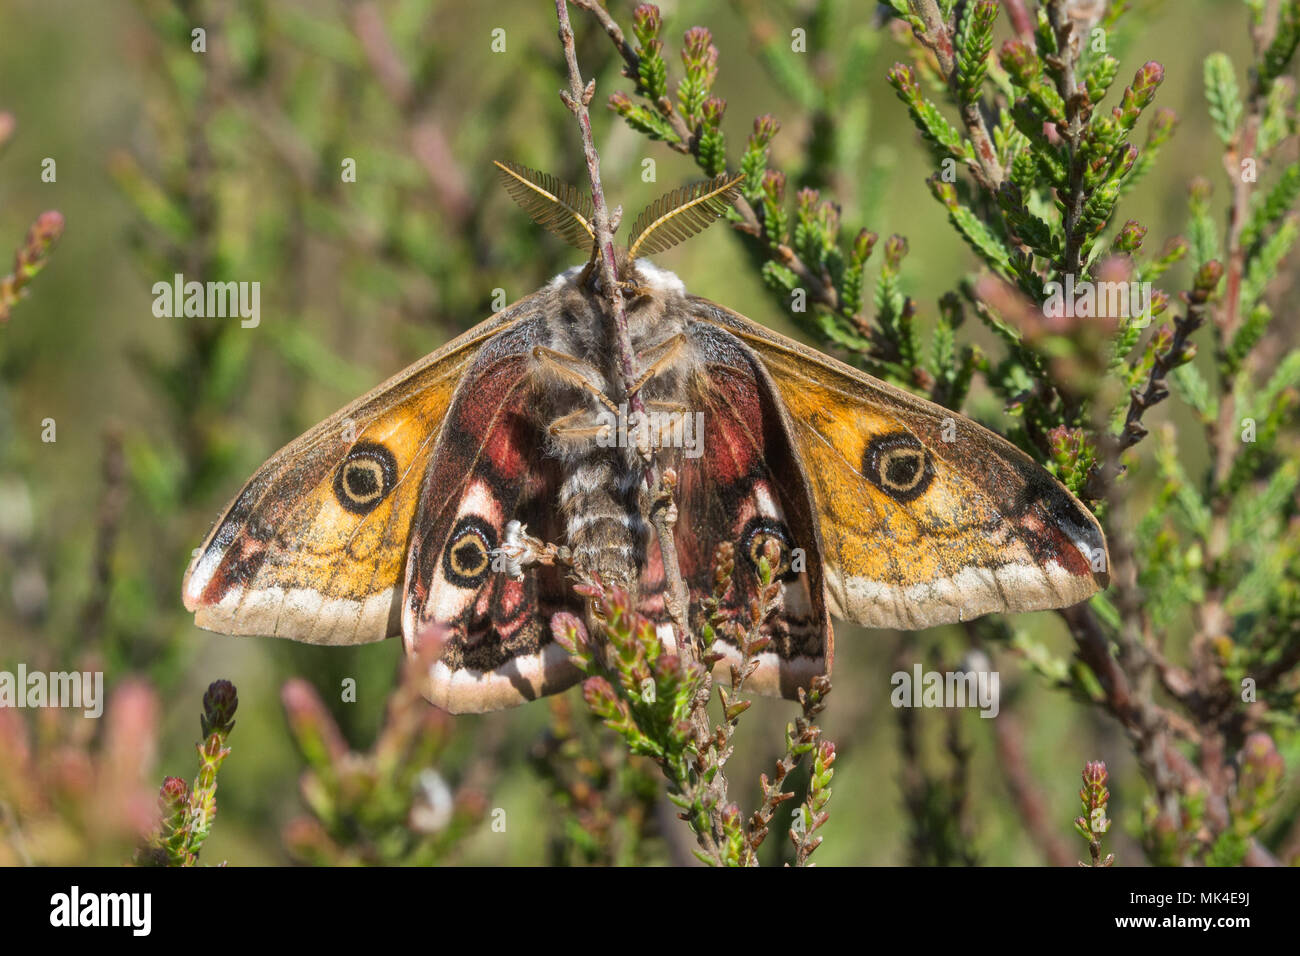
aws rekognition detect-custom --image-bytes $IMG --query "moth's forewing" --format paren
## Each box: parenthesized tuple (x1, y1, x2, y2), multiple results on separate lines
(182, 300, 539, 646)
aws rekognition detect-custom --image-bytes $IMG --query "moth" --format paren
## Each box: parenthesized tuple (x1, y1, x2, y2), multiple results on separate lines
(183, 162, 1109, 714)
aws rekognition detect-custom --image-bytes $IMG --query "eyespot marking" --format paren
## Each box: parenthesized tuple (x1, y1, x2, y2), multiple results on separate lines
(443, 516, 498, 589)
(740, 517, 798, 582)
(334, 441, 398, 514)
(863, 432, 933, 502)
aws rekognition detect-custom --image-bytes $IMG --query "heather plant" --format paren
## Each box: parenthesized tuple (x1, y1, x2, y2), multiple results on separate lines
(551, 542, 835, 865)
(0, 213, 64, 326)
(137, 679, 238, 866)
(279, 642, 487, 866)
(529, 695, 663, 866)
(1076, 759, 1115, 866)
(0, 113, 63, 327)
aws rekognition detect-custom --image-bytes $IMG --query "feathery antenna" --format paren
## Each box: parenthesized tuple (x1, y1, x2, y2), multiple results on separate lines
(493, 160, 595, 251)
(625, 172, 743, 259)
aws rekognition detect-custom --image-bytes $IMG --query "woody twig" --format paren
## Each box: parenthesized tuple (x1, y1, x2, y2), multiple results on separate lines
(552, 0, 697, 652)
(554, 0, 644, 425)
(553, 0, 742, 865)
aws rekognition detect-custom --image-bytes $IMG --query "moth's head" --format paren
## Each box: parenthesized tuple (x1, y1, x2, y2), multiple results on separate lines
(494, 160, 742, 285)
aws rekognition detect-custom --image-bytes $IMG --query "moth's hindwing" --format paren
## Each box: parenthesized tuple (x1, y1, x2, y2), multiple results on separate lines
(181, 302, 535, 645)
(404, 318, 584, 713)
(689, 298, 1110, 630)
(643, 321, 832, 700)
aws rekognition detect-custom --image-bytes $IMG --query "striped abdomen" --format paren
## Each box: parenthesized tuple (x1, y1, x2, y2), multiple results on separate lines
(558, 452, 646, 588)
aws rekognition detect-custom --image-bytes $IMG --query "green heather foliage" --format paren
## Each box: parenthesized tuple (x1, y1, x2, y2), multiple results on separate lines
(0, 0, 1297, 866)
(137, 680, 238, 866)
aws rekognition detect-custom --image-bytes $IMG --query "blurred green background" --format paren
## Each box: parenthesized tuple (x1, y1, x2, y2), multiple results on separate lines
(0, 0, 1284, 865)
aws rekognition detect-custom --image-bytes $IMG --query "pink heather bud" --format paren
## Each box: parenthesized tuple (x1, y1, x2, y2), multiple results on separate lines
(887, 63, 919, 100)
(1116, 219, 1147, 251)
(31, 210, 64, 244)
(999, 40, 1038, 85)
(762, 169, 786, 204)
(582, 676, 618, 709)
(1133, 61, 1164, 99)
(818, 740, 836, 767)
(1081, 761, 1110, 813)
(550, 611, 588, 653)
(701, 97, 726, 125)
(751, 114, 780, 147)
(201, 679, 238, 738)
(633, 4, 661, 39)
(682, 27, 717, 74)
(853, 229, 878, 262)
(929, 175, 959, 208)
(1193, 260, 1224, 298)
(159, 775, 188, 809)
(1239, 733, 1284, 793)
(885, 234, 909, 268)
(1148, 107, 1178, 139)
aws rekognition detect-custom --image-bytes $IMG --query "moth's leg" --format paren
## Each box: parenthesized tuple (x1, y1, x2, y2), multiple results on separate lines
(628, 333, 688, 396)
(532, 345, 620, 414)
(546, 407, 599, 436)
(550, 423, 610, 442)
(547, 408, 614, 452)
(644, 399, 691, 415)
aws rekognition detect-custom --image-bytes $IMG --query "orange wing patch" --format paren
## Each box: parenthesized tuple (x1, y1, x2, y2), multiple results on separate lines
(690, 300, 1109, 630)
(182, 303, 536, 645)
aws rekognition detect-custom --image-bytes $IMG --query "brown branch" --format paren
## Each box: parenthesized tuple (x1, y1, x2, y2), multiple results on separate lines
(554, 0, 728, 864)
(554, 0, 642, 419)
(907, 0, 1004, 191)
(573, 0, 641, 73)
(1003, 0, 1037, 43)
(1045, 1, 1088, 278)
(1111, 272, 1218, 462)
(571, 0, 844, 315)
(649, 471, 690, 640)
